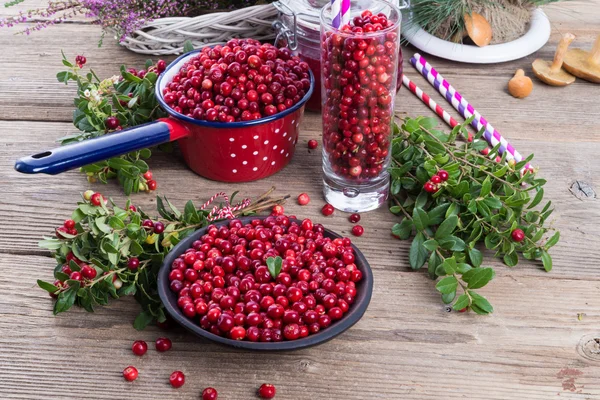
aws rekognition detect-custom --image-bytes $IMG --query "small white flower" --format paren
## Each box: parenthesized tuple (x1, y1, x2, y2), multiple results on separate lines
(91, 89, 98, 97)
(83, 90, 90, 97)
(93, 94, 101, 102)
(111, 75, 120, 84)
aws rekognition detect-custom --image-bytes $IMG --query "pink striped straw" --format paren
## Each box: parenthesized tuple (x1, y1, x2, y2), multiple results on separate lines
(410, 53, 533, 171)
(331, 0, 350, 28)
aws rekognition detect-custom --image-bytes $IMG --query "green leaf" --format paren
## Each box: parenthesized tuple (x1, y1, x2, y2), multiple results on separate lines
(428, 203, 450, 225)
(422, 239, 438, 251)
(53, 282, 79, 314)
(442, 291, 456, 304)
(119, 283, 137, 296)
(409, 232, 428, 270)
(480, 176, 492, 197)
(412, 207, 429, 231)
(545, 231, 560, 249)
(266, 256, 283, 278)
(470, 291, 493, 314)
(541, 251, 552, 271)
(133, 311, 154, 330)
(108, 216, 126, 230)
(95, 217, 112, 234)
(462, 268, 494, 289)
(468, 248, 483, 267)
(183, 40, 195, 53)
(438, 236, 466, 251)
(391, 219, 413, 239)
(452, 294, 470, 310)
(503, 251, 518, 267)
(37, 280, 60, 293)
(56, 71, 75, 83)
(483, 197, 502, 209)
(183, 200, 199, 224)
(415, 191, 428, 209)
(435, 215, 458, 239)
(435, 276, 458, 294)
(456, 263, 472, 274)
(527, 188, 544, 209)
(164, 197, 182, 218)
(441, 257, 457, 274)
(38, 238, 63, 250)
(428, 251, 441, 279)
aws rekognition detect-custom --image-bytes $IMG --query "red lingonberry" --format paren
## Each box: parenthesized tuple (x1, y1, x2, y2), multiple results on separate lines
(155, 337, 172, 352)
(75, 55, 86, 68)
(258, 383, 276, 399)
(143, 171, 153, 180)
(127, 257, 140, 270)
(308, 139, 318, 149)
(202, 387, 218, 400)
(123, 366, 138, 382)
(321, 204, 335, 216)
(430, 175, 442, 184)
(105, 116, 120, 130)
(169, 371, 185, 388)
(80, 265, 97, 280)
(271, 205, 284, 216)
(147, 180, 157, 191)
(154, 221, 165, 234)
(64, 219, 75, 229)
(511, 229, 525, 242)
(132, 340, 148, 356)
(349, 213, 360, 223)
(437, 170, 449, 181)
(351, 225, 364, 237)
(90, 192, 103, 206)
(297, 193, 310, 206)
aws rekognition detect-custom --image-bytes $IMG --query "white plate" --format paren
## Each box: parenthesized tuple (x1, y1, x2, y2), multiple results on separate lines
(402, 8, 551, 64)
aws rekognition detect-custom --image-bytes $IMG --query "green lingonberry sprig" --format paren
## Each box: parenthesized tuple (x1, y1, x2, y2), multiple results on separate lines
(389, 116, 559, 314)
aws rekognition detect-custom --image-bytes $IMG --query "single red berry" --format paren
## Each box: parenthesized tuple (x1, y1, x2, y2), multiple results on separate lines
(321, 204, 335, 216)
(69, 271, 82, 281)
(438, 170, 449, 181)
(147, 180, 157, 191)
(155, 337, 172, 352)
(143, 171, 153, 180)
(202, 387, 218, 400)
(75, 55, 86, 67)
(351, 225, 364, 237)
(132, 340, 148, 356)
(105, 116, 120, 130)
(297, 193, 310, 206)
(90, 193, 103, 206)
(481, 148, 490, 156)
(258, 383, 276, 399)
(169, 371, 185, 388)
(154, 221, 165, 234)
(127, 257, 140, 270)
(459, 308, 468, 313)
(271, 204, 284, 216)
(80, 265, 97, 280)
(129, 205, 137, 212)
(423, 182, 435, 193)
(511, 229, 525, 242)
(349, 213, 360, 223)
(430, 175, 442, 184)
(64, 219, 75, 229)
(156, 59, 167, 72)
(230, 326, 246, 340)
(308, 139, 318, 149)
(123, 366, 138, 382)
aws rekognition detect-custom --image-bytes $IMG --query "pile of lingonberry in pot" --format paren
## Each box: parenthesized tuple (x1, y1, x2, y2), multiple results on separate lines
(168, 216, 363, 342)
(161, 39, 312, 122)
(321, 10, 400, 180)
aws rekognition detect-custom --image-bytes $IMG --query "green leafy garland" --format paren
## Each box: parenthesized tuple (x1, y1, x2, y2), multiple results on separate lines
(57, 52, 168, 195)
(389, 117, 558, 313)
(37, 189, 287, 330)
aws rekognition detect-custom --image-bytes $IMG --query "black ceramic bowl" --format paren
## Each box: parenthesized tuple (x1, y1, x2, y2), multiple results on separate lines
(157, 216, 373, 351)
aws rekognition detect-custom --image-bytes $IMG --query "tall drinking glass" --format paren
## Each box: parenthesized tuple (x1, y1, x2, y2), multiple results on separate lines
(320, 0, 401, 212)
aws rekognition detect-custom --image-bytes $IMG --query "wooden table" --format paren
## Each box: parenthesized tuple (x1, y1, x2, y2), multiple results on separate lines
(1, 1, 599, 398)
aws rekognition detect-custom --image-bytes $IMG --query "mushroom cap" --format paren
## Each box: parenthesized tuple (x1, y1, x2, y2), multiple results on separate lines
(464, 13, 492, 47)
(563, 49, 600, 83)
(532, 59, 576, 86)
(508, 73, 533, 99)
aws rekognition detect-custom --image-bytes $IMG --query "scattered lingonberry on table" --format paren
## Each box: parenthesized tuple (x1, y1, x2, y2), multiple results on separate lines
(349, 213, 360, 223)
(321, 204, 335, 216)
(132, 340, 148, 356)
(155, 337, 172, 352)
(511, 229, 525, 242)
(297, 193, 310, 206)
(169, 371, 185, 388)
(123, 366, 138, 382)
(308, 140, 318, 150)
(258, 383, 276, 399)
(202, 387, 218, 400)
(351, 225, 364, 237)
(271, 205, 284, 216)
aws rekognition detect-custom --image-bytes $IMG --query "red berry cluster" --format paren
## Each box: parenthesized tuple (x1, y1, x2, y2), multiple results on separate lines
(162, 39, 311, 122)
(511, 229, 525, 242)
(423, 169, 449, 193)
(75, 55, 86, 68)
(168, 216, 362, 342)
(56, 218, 77, 239)
(142, 170, 157, 192)
(50, 251, 99, 297)
(322, 10, 400, 180)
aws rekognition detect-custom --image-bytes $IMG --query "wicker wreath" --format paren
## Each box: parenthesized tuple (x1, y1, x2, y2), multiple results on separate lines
(120, 4, 278, 56)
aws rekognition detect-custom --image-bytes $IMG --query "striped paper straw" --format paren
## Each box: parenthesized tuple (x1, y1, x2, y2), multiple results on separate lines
(331, 0, 351, 29)
(410, 54, 533, 171)
(341, 0, 351, 26)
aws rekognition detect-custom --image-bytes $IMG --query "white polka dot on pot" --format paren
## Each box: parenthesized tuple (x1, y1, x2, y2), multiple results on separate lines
(275, 128, 280, 133)
(232, 169, 237, 173)
(264, 140, 269, 145)
(253, 135, 259, 140)
(242, 161, 248, 165)
(271, 161, 276, 165)
(241, 145, 247, 149)
(253, 151, 259, 156)
(273, 145, 278, 150)
(263, 156, 268, 161)
(283, 132, 287, 137)
(252, 167, 258, 171)
(231, 153, 236, 158)
(229, 138, 235, 142)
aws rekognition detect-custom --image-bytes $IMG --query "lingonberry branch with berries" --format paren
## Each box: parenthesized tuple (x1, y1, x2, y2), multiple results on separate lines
(37, 187, 288, 330)
(389, 117, 559, 313)
(56, 52, 169, 195)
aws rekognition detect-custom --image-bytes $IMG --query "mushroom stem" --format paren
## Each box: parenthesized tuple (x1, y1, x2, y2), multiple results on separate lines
(514, 69, 525, 78)
(550, 33, 576, 74)
(589, 34, 600, 65)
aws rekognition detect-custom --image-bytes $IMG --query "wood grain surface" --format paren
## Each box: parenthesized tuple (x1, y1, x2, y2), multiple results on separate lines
(0, 1, 599, 399)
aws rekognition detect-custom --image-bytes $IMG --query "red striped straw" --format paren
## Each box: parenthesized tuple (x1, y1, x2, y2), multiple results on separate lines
(200, 192, 251, 221)
(331, 0, 351, 28)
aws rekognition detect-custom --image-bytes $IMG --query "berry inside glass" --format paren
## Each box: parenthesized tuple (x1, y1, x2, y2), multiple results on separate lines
(167, 216, 362, 342)
(320, 0, 401, 212)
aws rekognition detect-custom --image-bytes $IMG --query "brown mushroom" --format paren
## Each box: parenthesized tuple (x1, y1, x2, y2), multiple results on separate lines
(463, 13, 492, 47)
(563, 33, 600, 83)
(532, 33, 576, 86)
(508, 69, 533, 98)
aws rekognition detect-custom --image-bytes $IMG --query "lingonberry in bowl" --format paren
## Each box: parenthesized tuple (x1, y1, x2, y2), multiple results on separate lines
(157, 216, 373, 350)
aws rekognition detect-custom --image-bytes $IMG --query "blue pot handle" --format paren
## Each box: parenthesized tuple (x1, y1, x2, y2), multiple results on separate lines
(14, 119, 187, 175)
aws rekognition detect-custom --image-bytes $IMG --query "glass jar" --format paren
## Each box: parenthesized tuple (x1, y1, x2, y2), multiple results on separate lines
(320, 0, 402, 212)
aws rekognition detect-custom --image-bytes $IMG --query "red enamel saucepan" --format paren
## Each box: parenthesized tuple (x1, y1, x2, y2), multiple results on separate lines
(14, 50, 314, 182)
